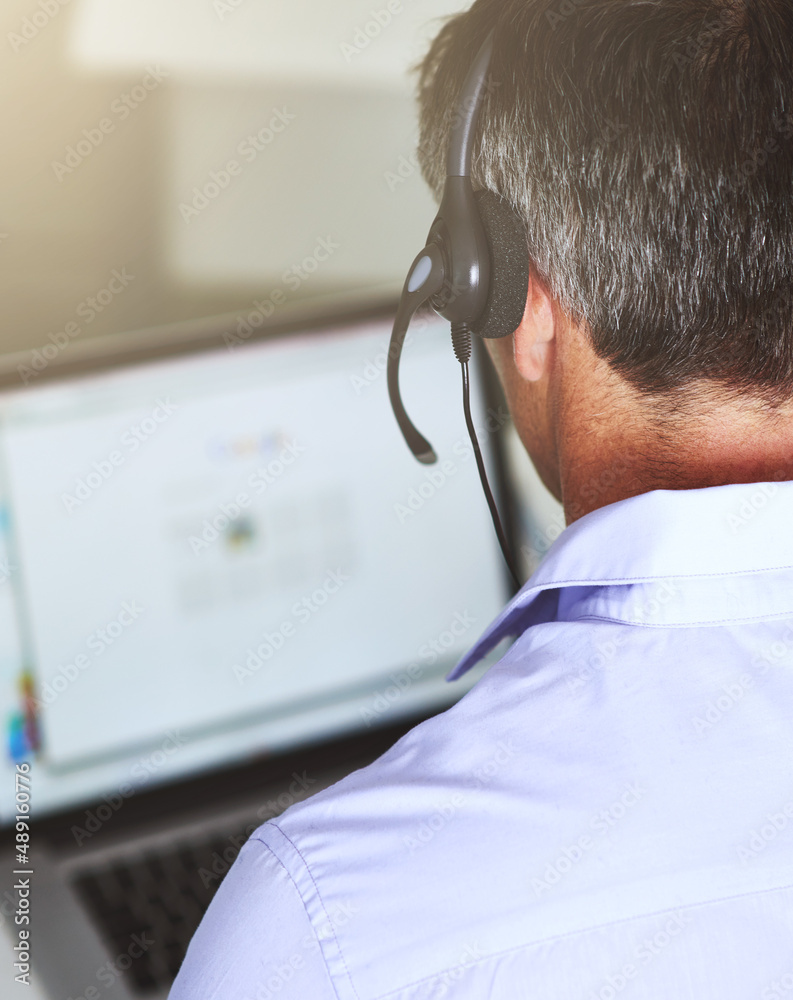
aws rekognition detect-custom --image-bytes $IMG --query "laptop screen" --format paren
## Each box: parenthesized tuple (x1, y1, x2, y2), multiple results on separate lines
(0, 309, 510, 823)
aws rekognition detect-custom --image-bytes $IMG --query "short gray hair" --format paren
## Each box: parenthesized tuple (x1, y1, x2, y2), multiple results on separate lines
(417, 0, 793, 406)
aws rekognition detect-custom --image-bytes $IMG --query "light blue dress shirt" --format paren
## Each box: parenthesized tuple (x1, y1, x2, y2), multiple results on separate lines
(171, 482, 793, 1000)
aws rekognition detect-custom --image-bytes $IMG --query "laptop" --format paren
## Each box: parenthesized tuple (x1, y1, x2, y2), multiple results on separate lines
(0, 297, 515, 999)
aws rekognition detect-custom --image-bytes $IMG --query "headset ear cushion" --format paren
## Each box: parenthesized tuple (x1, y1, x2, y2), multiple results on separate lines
(472, 190, 530, 339)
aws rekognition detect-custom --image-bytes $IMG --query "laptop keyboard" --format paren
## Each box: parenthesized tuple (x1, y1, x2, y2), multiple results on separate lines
(73, 823, 254, 994)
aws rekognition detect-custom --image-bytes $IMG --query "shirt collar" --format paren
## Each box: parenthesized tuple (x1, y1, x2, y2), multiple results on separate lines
(449, 480, 793, 680)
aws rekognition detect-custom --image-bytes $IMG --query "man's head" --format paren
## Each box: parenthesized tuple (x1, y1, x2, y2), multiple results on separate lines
(417, 0, 793, 519)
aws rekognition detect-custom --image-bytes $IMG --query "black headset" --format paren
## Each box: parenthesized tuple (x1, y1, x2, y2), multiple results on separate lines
(387, 30, 530, 589)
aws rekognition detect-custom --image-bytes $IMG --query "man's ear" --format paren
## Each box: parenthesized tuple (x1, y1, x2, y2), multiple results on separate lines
(513, 272, 556, 382)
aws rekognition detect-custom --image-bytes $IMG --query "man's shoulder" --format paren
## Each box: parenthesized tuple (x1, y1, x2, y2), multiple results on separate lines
(245, 633, 627, 962)
(264, 643, 544, 842)
(246, 670, 535, 994)
(251, 619, 641, 868)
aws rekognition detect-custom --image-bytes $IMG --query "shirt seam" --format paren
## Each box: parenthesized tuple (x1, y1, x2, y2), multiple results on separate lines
(528, 563, 793, 590)
(248, 838, 344, 1000)
(469, 566, 793, 653)
(372, 879, 793, 999)
(570, 609, 793, 628)
(259, 824, 362, 1000)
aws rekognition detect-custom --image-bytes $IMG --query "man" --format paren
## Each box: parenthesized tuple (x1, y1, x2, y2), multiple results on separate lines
(171, 1, 793, 997)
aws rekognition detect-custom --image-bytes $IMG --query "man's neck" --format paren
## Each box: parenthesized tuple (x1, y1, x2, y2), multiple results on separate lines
(558, 389, 793, 524)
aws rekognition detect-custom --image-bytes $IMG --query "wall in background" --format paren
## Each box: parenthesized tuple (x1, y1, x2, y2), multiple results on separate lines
(0, 0, 465, 356)
(166, 84, 434, 289)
